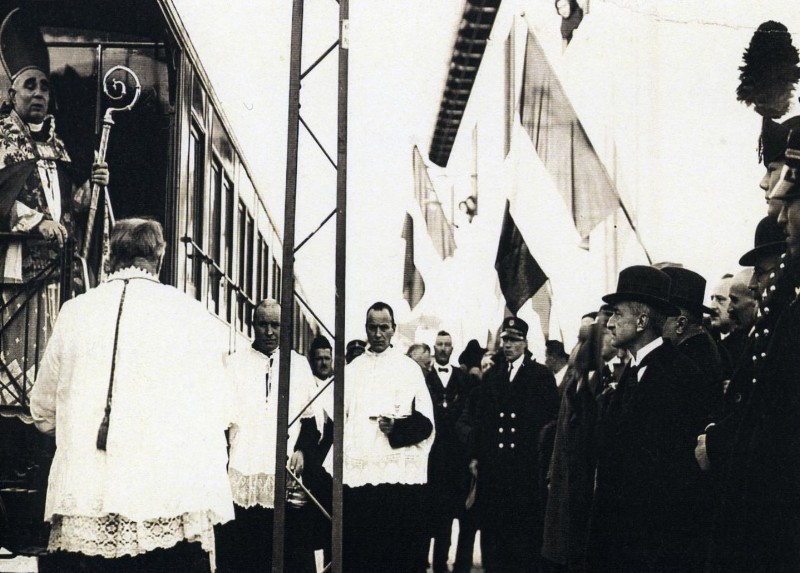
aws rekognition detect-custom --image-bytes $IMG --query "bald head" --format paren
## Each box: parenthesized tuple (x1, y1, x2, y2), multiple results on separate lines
(253, 299, 281, 355)
(727, 269, 757, 331)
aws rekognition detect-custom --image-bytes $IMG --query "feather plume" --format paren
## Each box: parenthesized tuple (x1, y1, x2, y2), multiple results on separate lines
(738, 21, 800, 119)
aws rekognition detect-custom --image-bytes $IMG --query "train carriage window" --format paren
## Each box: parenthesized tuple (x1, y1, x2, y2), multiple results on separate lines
(209, 160, 223, 315)
(255, 236, 264, 305)
(186, 122, 205, 301)
(237, 201, 247, 332)
(212, 111, 234, 173)
(192, 72, 206, 120)
(272, 258, 282, 302)
(245, 212, 255, 309)
(260, 238, 269, 301)
(225, 178, 235, 323)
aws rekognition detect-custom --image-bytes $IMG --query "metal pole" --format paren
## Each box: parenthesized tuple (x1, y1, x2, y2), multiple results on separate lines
(273, 0, 304, 570)
(332, 1, 349, 571)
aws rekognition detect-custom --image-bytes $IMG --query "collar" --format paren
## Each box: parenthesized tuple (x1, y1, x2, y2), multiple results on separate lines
(11, 109, 56, 141)
(366, 345, 393, 358)
(509, 353, 525, 372)
(105, 266, 160, 283)
(629, 337, 663, 367)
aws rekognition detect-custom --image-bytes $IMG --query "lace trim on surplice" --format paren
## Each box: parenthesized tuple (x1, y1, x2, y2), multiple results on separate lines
(48, 511, 216, 558)
(228, 466, 276, 509)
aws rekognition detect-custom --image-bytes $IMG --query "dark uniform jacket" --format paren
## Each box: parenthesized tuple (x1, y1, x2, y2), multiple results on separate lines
(589, 339, 710, 573)
(425, 365, 473, 518)
(708, 289, 800, 573)
(466, 353, 559, 534)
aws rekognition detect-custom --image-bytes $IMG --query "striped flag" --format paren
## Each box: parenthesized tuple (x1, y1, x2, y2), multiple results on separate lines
(519, 28, 619, 242)
(413, 146, 456, 259)
(494, 200, 548, 314)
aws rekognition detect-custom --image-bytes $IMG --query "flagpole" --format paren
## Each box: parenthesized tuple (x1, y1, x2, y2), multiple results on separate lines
(616, 196, 653, 265)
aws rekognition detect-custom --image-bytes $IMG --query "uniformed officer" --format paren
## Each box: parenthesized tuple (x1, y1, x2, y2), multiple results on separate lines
(465, 316, 559, 573)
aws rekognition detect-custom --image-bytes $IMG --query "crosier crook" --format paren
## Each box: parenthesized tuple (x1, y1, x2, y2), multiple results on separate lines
(79, 65, 141, 286)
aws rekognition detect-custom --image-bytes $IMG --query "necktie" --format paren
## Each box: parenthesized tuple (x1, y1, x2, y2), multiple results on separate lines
(507, 363, 514, 382)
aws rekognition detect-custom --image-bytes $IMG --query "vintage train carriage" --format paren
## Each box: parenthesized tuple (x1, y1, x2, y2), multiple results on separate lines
(0, 0, 320, 556)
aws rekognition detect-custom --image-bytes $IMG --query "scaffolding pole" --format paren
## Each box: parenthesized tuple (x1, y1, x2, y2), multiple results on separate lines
(273, 0, 304, 570)
(332, 1, 349, 571)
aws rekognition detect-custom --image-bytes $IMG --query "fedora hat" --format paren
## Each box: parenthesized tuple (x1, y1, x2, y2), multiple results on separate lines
(739, 216, 786, 266)
(602, 265, 679, 316)
(660, 266, 713, 316)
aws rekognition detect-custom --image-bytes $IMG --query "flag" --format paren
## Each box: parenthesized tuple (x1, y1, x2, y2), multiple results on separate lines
(531, 280, 553, 340)
(413, 146, 456, 259)
(402, 213, 425, 310)
(519, 29, 619, 242)
(494, 200, 548, 314)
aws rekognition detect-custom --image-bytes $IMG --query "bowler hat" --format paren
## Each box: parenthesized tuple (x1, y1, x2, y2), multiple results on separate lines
(660, 266, 713, 316)
(500, 316, 528, 339)
(602, 265, 679, 316)
(739, 216, 786, 266)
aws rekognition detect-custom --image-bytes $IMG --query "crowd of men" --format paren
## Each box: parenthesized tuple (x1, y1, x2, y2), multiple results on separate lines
(6, 9, 800, 573)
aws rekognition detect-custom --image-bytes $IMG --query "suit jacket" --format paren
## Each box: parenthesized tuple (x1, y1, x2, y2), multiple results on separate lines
(677, 329, 725, 422)
(425, 365, 473, 513)
(468, 353, 559, 527)
(589, 340, 710, 572)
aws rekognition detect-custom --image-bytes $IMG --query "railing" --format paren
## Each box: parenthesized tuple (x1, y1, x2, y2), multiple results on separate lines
(0, 234, 76, 416)
(180, 236, 254, 333)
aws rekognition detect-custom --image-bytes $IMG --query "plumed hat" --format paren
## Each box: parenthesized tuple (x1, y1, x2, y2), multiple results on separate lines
(738, 21, 800, 120)
(739, 216, 787, 266)
(770, 128, 800, 200)
(660, 266, 713, 317)
(760, 115, 800, 165)
(0, 8, 49, 82)
(602, 265, 679, 316)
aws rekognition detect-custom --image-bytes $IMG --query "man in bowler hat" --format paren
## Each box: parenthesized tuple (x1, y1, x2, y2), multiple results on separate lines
(464, 316, 559, 573)
(588, 266, 710, 572)
(661, 266, 725, 421)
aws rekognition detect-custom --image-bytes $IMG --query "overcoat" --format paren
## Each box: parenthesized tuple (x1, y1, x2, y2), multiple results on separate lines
(589, 340, 710, 572)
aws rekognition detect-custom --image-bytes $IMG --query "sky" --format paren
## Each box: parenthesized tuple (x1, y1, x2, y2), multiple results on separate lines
(171, 0, 800, 357)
